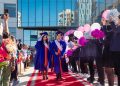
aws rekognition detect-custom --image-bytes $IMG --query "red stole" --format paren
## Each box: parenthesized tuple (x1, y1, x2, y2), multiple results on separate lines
(44, 46, 48, 67)
(58, 49, 62, 73)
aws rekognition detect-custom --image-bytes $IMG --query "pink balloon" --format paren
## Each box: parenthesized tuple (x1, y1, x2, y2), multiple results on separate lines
(84, 24, 90, 32)
(77, 26, 84, 32)
(102, 10, 110, 20)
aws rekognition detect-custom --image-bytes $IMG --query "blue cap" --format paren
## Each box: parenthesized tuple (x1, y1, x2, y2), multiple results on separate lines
(43, 32, 48, 35)
(56, 31, 62, 35)
(40, 32, 48, 36)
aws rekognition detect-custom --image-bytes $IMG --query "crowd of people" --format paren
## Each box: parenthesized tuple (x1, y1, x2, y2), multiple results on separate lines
(0, 8, 120, 86)
(0, 14, 33, 86)
(34, 9, 120, 86)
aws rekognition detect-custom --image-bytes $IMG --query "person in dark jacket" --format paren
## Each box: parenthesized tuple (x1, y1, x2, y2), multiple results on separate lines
(101, 18, 115, 86)
(110, 15, 120, 86)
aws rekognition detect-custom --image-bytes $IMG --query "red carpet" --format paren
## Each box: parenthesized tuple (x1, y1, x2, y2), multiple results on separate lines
(27, 70, 36, 86)
(27, 70, 91, 86)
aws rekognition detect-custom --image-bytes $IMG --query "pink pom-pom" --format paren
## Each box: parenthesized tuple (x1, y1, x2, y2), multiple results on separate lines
(78, 37, 88, 46)
(66, 50, 73, 57)
(91, 29, 105, 39)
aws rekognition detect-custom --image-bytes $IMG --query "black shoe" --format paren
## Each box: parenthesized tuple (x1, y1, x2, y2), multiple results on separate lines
(97, 79, 104, 86)
(43, 76, 45, 80)
(56, 74, 59, 81)
(87, 77, 95, 83)
(59, 74, 62, 80)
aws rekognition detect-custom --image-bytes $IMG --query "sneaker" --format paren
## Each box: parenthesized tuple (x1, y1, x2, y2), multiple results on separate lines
(79, 73, 84, 78)
(96, 82, 104, 86)
(87, 77, 95, 83)
(83, 73, 90, 78)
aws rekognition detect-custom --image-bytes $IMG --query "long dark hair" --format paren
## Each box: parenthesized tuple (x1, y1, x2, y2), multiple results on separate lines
(68, 34, 74, 42)
(41, 35, 49, 45)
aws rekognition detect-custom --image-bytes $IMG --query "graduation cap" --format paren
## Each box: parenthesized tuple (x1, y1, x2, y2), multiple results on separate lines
(38, 32, 48, 41)
(40, 32, 48, 36)
(43, 32, 48, 35)
(56, 31, 63, 35)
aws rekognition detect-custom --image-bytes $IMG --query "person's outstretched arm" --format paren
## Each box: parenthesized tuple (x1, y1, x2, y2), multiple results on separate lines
(3, 14, 9, 34)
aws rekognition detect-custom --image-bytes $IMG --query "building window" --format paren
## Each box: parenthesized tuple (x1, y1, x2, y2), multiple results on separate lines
(9, 27, 16, 37)
(4, 4, 16, 17)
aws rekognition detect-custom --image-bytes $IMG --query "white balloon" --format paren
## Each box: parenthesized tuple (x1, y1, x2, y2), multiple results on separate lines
(74, 30, 83, 39)
(64, 36, 69, 42)
(90, 23, 101, 31)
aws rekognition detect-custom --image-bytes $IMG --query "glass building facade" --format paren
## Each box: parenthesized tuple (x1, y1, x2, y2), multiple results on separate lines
(18, 0, 77, 27)
(18, 0, 119, 28)
(94, 0, 119, 22)
(17, 0, 120, 46)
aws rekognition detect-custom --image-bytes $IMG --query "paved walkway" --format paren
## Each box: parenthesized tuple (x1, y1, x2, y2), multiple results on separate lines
(16, 66, 117, 86)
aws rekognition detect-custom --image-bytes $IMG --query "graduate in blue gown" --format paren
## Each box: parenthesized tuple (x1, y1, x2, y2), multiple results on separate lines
(50, 31, 65, 80)
(61, 33, 68, 72)
(34, 32, 51, 80)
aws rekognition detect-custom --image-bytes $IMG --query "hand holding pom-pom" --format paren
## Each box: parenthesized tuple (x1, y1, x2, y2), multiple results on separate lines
(78, 37, 88, 46)
(91, 29, 105, 39)
(66, 50, 73, 57)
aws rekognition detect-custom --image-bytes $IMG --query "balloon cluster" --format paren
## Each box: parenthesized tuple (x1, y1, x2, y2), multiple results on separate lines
(65, 8, 119, 57)
(64, 22, 104, 46)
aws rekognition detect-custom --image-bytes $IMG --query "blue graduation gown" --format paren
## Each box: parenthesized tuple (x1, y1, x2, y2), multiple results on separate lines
(34, 41, 51, 71)
(61, 41, 68, 72)
(50, 40, 65, 74)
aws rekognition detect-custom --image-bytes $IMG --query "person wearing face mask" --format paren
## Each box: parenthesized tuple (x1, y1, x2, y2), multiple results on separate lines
(110, 15, 120, 86)
(34, 32, 51, 80)
(101, 17, 115, 86)
(50, 31, 66, 80)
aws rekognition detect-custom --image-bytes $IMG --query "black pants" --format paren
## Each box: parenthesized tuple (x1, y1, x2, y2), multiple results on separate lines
(70, 57, 77, 72)
(95, 57, 105, 85)
(24, 61, 27, 69)
(80, 57, 88, 74)
(88, 57, 95, 79)
(111, 52, 120, 86)
(56, 73, 61, 80)
(112, 52, 120, 76)
(10, 62, 18, 81)
(61, 58, 68, 72)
